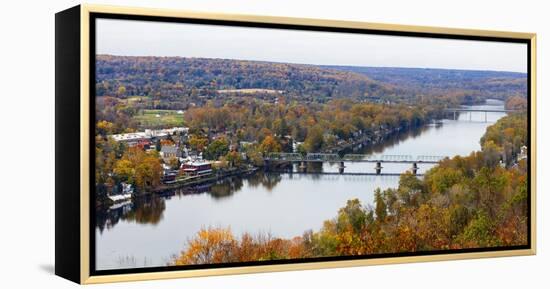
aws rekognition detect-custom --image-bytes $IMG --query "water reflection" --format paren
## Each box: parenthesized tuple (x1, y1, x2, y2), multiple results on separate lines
(209, 177, 243, 199)
(246, 172, 283, 191)
(96, 172, 287, 231)
(345, 123, 432, 156)
(96, 196, 166, 233)
(124, 196, 166, 225)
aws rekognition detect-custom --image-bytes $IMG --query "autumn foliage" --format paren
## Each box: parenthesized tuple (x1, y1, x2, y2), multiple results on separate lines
(173, 114, 528, 265)
(174, 227, 307, 265)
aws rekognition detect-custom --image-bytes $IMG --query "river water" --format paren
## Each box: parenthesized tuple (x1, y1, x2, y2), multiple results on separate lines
(95, 100, 506, 270)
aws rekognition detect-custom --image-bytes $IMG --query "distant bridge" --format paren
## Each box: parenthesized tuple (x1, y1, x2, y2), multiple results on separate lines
(271, 171, 425, 177)
(265, 153, 445, 163)
(444, 108, 519, 122)
(264, 153, 447, 175)
(445, 108, 519, 113)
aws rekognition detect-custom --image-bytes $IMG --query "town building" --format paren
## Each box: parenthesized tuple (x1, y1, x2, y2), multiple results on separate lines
(181, 160, 213, 176)
(160, 145, 180, 160)
(109, 127, 189, 146)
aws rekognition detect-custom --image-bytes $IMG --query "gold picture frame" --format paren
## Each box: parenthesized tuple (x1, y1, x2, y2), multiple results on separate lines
(55, 4, 536, 284)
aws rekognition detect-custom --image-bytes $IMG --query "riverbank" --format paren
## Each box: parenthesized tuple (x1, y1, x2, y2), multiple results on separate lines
(152, 167, 258, 193)
(328, 122, 426, 154)
(322, 111, 442, 155)
(99, 166, 259, 207)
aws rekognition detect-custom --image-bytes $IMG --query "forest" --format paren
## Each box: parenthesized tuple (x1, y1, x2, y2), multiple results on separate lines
(172, 113, 528, 265)
(95, 55, 529, 137)
(96, 55, 395, 106)
(96, 55, 526, 110)
(324, 65, 527, 103)
(183, 99, 444, 151)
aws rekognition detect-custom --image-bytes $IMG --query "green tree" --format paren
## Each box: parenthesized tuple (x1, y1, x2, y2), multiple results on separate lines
(374, 188, 387, 222)
(425, 167, 464, 195)
(274, 117, 290, 136)
(473, 166, 508, 218)
(204, 138, 230, 160)
(481, 140, 502, 168)
(336, 199, 367, 235)
(304, 125, 324, 152)
(458, 211, 498, 247)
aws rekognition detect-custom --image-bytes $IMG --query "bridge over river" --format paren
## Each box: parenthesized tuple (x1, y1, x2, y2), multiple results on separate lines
(445, 107, 519, 122)
(264, 153, 448, 175)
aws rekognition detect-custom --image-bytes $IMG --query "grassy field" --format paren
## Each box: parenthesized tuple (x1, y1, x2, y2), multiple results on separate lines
(133, 109, 184, 128)
(125, 95, 150, 104)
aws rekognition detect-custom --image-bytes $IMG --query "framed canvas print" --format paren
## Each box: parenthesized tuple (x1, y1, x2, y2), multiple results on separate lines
(55, 4, 536, 284)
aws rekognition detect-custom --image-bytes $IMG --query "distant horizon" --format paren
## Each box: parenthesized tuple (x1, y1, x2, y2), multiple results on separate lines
(96, 53, 527, 75)
(96, 19, 528, 73)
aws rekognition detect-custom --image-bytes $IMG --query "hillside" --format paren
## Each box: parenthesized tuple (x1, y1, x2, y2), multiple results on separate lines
(323, 65, 527, 102)
(96, 55, 527, 110)
(96, 55, 396, 105)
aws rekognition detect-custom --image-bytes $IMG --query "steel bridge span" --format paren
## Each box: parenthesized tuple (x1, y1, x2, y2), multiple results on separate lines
(264, 153, 447, 175)
(444, 108, 519, 122)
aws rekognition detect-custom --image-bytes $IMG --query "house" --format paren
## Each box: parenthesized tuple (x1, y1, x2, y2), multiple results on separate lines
(160, 145, 180, 160)
(136, 139, 152, 150)
(181, 161, 213, 176)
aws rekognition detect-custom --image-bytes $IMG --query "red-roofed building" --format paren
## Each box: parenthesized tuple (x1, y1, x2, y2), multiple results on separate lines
(181, 161, 213, 176)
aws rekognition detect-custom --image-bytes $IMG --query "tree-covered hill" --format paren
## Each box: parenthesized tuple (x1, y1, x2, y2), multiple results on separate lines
(323, 65, 527, 102)
(96, 55, 396, 104)
(96, 55, 527, 109)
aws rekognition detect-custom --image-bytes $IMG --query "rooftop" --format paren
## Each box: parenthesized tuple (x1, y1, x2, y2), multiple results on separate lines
(183, 160, 212, 166)
(109, 127, 189, 142)
(161, 145, 178, 154)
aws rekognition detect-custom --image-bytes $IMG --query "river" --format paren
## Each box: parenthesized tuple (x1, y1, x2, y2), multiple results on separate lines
(95, 100, 506, 270)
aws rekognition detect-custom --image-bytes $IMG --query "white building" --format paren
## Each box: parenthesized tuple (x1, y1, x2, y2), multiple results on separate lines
(109, 127, 189, 146)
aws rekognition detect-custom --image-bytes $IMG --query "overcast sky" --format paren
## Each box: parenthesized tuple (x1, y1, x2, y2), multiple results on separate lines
(96, 18, 527, 73)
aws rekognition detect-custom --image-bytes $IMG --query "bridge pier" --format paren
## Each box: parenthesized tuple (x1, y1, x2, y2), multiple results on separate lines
(411, 162, 418, 175)
(338, 161, 345, 174)
(375, 162, 383, 175)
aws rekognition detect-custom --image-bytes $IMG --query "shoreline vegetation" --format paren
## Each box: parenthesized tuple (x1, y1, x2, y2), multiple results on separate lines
(172, 112, 528, 265)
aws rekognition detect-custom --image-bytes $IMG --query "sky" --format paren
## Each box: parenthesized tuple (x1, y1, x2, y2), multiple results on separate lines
(96, 18, 527, 73)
